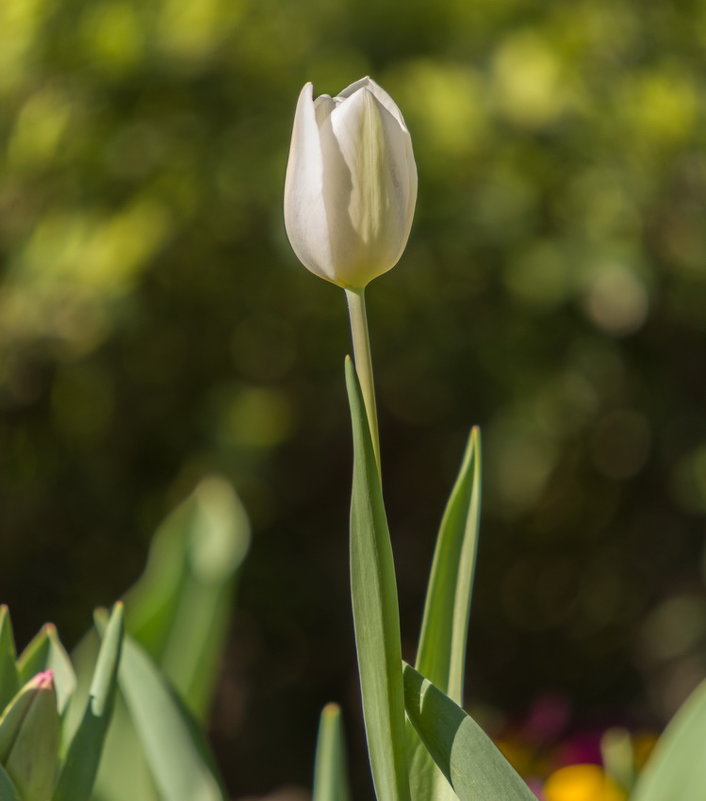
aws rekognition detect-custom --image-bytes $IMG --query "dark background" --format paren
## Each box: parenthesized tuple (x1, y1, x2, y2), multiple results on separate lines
(1, 0, 705, 797)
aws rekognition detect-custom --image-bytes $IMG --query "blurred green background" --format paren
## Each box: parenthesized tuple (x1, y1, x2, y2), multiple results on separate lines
(1, 0, 706, 796)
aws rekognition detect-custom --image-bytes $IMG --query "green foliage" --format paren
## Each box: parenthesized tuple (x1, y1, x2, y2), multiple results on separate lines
(124, 475, 250, 719)
(53, 604, 124, 801)
(115, 633, 226, 801)
(0, 766, 21, 801)
(69, 476, 247, 801)
(403, 663, 536, 801)
(0, 611, 19, 715)
(312, 704, 351, 801)
(16, 626, 76, 714)
(0, 605, 124, 801)
(2, 0, 706, 793)
(408, 428, 482, 801)
(345, 357, 410, 801)
(631, 678, 706, 801)
(414, 427, 482, 702)
(601, 727, 634, 793)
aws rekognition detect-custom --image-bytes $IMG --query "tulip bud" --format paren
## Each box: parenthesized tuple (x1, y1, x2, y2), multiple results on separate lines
(0, 670, 60, 801)
(284, 77, 417, 289)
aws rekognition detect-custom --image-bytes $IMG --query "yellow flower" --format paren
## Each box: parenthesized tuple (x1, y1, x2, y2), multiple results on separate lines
(543, 764, 626, 801)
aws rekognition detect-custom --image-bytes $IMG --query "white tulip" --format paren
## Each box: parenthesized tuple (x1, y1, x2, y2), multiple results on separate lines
(284, 77, 417, 289)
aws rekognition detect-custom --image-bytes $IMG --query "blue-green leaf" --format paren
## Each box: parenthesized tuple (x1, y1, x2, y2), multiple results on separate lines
(403, 663, 537, 801)
(117, 633, 225, 801)
(52, 603, 124, 801)
(345, 357, 411, 801)
(313, 704, 351, 801)
(0, 764, 21, 801)
(631, 678, 706, 801)
(408, 429, 482, 801)
(0, 608, 19, 714)
(415, 427, 481, 701)
(124, 476, 250, 720)
(68, 477, 246, 801)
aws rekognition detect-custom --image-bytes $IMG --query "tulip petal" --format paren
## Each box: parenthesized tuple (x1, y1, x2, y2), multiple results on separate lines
(284, 78, 417, 289)
(337, 77, 409, 131)
(329, 87, 416, 284)
(284, 83, 336, 283)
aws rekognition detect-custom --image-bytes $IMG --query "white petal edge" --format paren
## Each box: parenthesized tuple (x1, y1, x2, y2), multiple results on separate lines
(284, 83, 337, 283)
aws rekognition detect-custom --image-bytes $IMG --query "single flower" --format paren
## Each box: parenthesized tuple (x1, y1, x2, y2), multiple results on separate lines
(284, 77, 417, 289)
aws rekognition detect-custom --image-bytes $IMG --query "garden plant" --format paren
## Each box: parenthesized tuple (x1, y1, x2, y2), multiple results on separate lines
(0, 72, 705, 801)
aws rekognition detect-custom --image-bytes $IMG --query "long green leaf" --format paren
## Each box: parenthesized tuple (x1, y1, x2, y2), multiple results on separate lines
(53, 603, 124, 801)
(91, 695, 160, 801)
(0, 608, 19, 714)
(403, 663, 537, 801)
(313, 704, 351, 801)
(408, 429, 482, 801)
(67, 476, 247, 801)
(124, 476, 250, 720)
(117, 632, 225, 801)
(415, 427, 481, 700)
(631, 678, 706, 801)
(345, 356, 410, 801)
(17, 624, 76, 714)
(0, 765, 21, 801)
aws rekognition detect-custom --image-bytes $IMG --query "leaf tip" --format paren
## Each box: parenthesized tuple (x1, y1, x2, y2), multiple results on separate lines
(322, 702, 341, 719)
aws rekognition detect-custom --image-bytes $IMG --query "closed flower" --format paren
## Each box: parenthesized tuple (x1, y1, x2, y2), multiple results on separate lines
(0, 671, 60, 801)
(284, 77, 417, 289)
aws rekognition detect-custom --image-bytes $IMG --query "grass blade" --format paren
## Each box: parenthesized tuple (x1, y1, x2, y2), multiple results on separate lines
(0, 608, 19, 713)
(117, 632, 225, 801)
(313, 704, 351, 801)
(53, 603, 124, 801)
(345, 356, 411, 801)
(631, 678, 706, 801)
(403, 663, 537, 801)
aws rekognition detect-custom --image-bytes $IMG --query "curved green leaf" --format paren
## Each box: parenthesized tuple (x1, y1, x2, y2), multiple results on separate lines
(117, 633, 225, 801)
(408, 429, 482, 801)
(403, 663, 536, 801)
(125, 476, 250, 720)
(631, 678, 706, 801)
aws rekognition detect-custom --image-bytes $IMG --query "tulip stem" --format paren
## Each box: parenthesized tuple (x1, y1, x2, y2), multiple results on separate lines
(345, 287, 381, 472)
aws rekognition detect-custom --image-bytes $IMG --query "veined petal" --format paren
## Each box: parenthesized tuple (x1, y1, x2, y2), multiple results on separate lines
(337, 77, 410, 131)
(284, 83, 336, 283)
(329, 87, 416, 284)
(284, 77, 417, 289)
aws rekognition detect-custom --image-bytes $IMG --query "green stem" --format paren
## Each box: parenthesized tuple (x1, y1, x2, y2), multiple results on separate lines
(345, 287, 381, 472)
